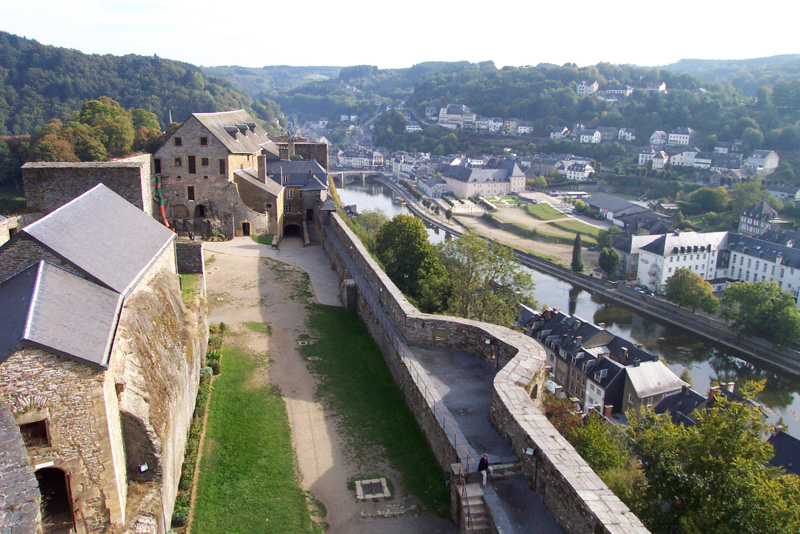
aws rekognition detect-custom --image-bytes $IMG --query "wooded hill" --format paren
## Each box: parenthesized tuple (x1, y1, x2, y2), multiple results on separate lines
(0, 31, 282, 135)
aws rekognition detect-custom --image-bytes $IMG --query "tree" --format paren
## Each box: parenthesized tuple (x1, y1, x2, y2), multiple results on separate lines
(598, 247, 620, 278)
(596, 229, 612, 249)
(679, 368, 692, 385)
(439, 231, 535, 327)
(571, 413, 628, 474)
(721, 281, 800, 345)
(687, 187, 730, 212)
(664, 268, 719, 313)
(572, 233, 584, 272)
(532, 175, 547, 189)
(78, 96, 135, 157)
(374, 215, 443, 306)
(445, 208, 453, 220)
(628, 400, 800, 534)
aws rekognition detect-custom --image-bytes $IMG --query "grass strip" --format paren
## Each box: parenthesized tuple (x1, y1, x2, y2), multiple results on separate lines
(302, 304, 451, 516)
(251, 234, 274, 245)
(547, 219, 602, 237)
(181, 274, 200, 306)
(525, 203, 563, 220)
(191, 344, 318, 534)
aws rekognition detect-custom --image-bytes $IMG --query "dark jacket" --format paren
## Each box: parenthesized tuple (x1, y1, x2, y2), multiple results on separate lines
(478, 456, 489, 472)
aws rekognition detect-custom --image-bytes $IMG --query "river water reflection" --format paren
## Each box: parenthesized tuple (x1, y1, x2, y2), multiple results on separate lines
(336, 178, 800, 434)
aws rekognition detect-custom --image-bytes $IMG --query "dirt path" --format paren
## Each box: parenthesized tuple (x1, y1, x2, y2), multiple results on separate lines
(203, 237, 456, 534)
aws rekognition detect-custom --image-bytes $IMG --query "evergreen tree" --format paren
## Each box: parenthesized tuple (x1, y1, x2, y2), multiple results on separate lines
(572, 233, 584, 272)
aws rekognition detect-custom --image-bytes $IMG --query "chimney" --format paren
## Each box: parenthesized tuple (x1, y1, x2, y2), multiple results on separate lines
(258, 155, 267, 183)
(603, 405, 613, 418)
(708, 385, 721, 402)
(576, 336, 583, 345)
(633, 358, 641, 367)
(597, 322, 605, 329)
(621, 347, 628, 362)
(726, 382, 735, 393)
(682, 385, 690, 396)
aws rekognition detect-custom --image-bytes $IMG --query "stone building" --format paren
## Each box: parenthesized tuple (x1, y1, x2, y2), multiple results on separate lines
(0, 184, 205, 533)
(22, 154, 154, 216)
(154, 110, 329, 239)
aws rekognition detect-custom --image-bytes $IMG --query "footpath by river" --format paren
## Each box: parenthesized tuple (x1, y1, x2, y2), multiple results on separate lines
(335, 176, 800, 436)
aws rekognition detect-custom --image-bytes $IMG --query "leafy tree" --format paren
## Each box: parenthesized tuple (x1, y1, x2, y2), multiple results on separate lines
(571, 413, 628, 474)
(628, 400, 800, 534)
(445, 208, 453, 220)
(730, 179, 766, 217)
(374, 215, 444, 309)
(598, 247, 620, 278)
(679, 368, 692, 385)
(78, 97, 134, 156)
(664, 268, 719, 313)
(687, 187, 730, 212)
(596, 229, 612, 249)
(571, 233, 584, 272)
(531, 176, 547, 189)
(721, 281, 800, 344)
(439, 231, 535, 327)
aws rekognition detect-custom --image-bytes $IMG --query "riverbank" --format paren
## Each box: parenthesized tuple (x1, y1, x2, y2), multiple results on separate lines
(368, 174, 800, 378)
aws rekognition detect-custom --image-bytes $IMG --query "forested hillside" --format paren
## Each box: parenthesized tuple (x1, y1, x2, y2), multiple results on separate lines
(201, 65, 342, 96)
(0, 31, 283, 135)
(660, 55, 800, 95)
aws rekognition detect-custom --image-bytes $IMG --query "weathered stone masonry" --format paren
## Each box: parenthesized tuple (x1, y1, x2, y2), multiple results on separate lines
(317, 212, 649, 534)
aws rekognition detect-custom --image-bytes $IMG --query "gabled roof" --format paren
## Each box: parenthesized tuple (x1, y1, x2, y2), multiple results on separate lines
(639, 231, 727, 256)
(190, 110, 279, 156)
(626, 360, 687, 398)
(654, 387, 705, 425)
(266, 160, 328, 189)
(17, 184, 176, 295)
(319, 198, 338, 212)
(585, 192, 648, 216)
(0, 261, 122, 368)
(233, 169, 284, 197)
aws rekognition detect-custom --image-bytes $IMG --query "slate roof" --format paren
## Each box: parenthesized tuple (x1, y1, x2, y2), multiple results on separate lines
(767, 185, 800, 195)
(233, 169, 284, 196)
(768, 430, 800, 476)
(585, 192, 647, 216)
(726, 233, 800, 269)
(319, 198, 338, 212)
(191, 110, 279, 156)
(18, 184, 176, 295)
(741, 200, 778, 220)
(639, 231, 727, 256)
(442, 158, 523, 183)
(626, 361, 687, 398)
(266, 160, 328, 189)
(0, 261, 122, 367)
(654, 387, 706, 425)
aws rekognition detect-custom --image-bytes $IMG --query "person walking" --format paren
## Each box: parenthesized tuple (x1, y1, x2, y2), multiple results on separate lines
(478, 454, 489, 487)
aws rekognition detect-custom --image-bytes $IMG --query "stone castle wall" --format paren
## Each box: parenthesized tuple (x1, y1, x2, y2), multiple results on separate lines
(176, 242, 205, 274)
(22, 154, 153, 216)
(0, 401, 41, 533)
(318, 212, 649, 534)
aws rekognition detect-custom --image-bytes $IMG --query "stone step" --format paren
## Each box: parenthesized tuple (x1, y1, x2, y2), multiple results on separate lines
(489, 461, 523, 480)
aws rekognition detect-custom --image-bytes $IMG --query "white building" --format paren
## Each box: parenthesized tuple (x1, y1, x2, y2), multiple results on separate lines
(650, 130, 668, 148)
(668, 127, 695, 146)
(577, 80, 599, 97)
(550, 126, 570, 140)
(441, 158, 525, 197)
(566, 162, 595, 181)
(618, 128, 636, 142)
(746, 150, 780, 175)
(726, 234, 800, 306)
(580, 130, 602, 144)
(636, 232, 729, 292)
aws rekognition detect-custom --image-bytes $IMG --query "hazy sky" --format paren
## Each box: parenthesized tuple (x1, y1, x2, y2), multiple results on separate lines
(2, 0, 798, 69)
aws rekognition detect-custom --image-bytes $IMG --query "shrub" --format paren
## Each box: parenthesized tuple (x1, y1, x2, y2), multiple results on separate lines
(208, 360, 221, 375)
(206, 349, 222, 362)
(200, 366, 213, 380)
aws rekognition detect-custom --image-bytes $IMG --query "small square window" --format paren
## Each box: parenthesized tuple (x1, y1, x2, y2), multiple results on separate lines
(174, 157, 182, 167)
(201, 157, 209, 166)
(174, 137, 183, 147)
(200, 136, 208, 146)
(20, 420, 49, 447)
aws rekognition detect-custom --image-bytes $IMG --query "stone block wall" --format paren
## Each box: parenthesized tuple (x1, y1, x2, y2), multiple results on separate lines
(22, 154, 153, 216)
(319, 213, 650, 534)
(176, 242, 204, 274)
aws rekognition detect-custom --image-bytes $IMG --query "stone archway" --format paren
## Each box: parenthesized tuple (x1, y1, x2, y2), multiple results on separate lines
(283, 223, 302, 238)
(195, 205, 206, 218)
(35, 467, 75, 533)
(172, 204, 190, 219)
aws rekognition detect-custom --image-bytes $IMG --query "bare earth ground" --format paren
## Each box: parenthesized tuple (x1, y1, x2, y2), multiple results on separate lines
(203, 237, 456, 534)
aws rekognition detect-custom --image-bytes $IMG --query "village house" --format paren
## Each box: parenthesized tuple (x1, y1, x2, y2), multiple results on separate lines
(668, 127, 696, 146)
(576, 80, 599, 97)
(746, 150, 780, 175)
(550, 126, 570, 140)
(649, 130, 668, 148)
(618, 128, 636, 142)
(738, 201, 781, 237)
(579, 130, 602, 144)
(153, 110, 329, 240)
(566, 162, 595, 181)
(635, 231, 729, 292)
(767, 185, 800, 204)
(0, 185, 204, 533)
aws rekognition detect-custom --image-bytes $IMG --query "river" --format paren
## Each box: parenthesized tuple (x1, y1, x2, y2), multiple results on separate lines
(336, 178, 800, 435)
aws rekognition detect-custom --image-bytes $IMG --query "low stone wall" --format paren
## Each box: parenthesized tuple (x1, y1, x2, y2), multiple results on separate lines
(176, 242, 204, 274)
(319, 212, 650, 534)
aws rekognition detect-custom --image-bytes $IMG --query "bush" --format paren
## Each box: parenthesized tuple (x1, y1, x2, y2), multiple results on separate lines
(206, 349, 222, 362)
(208, 360, 221, 375)
(171, 506, 188, 527)
(200, 366, 213, 380)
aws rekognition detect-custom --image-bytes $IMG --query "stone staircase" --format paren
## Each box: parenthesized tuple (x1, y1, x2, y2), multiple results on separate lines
(460, 483, 491, 534)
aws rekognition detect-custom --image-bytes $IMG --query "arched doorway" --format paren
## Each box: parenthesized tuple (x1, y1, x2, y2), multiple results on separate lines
(283, 223, 302, 238)
(172, 204, 190, 219)
(35, 467, 75, 532)
(195, 205, 206, 218)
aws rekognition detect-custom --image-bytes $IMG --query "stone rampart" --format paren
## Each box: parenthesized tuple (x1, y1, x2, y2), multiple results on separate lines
(176, 241, 205, 274)
(319, 212, 649, 534)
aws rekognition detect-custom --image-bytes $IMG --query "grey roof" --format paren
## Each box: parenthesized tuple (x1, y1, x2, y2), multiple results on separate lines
(585, 192, 647, 215)
(20, 184, 176, 295)
(767, 185, 800, 195)
(626, 361, 687, 398)
(266, 160, 328, 189)
(727, 232, 800, 269)
(0, 214, 6, 223)
(233, 169, 284, 196)
(741, 200, 778, 219)
(654, 387, 706, 425)
(0, 261, 122, 368)
(442, 158, 523, 183)
(639, 231, 727, 256)
(768, 431, 800, 476)
(320, 198, 338, 212)
(190, 110, 279, 156)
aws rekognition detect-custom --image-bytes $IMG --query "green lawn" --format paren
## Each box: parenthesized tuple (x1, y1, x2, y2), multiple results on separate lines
(525, 203, 563, 220)
(251, 234, 274, 245)
(302, 304, 451, 516)
(191, 343, 320, 533)
(547, 219, 603, 238)
(181, 274, 200, 306)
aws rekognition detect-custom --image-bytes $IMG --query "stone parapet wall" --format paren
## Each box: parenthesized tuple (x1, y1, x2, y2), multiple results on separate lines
(319, 213, 649, 534)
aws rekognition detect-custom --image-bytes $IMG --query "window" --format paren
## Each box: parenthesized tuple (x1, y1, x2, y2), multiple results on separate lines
(188, 155, 196, 174)
(219, 159, 226, 174)
(174, 137, 183, 147)
(20, 420, 49, 447)
(201, 157, 209, 167)
(154, 158, 162, 174)
(628, 393, 634, 403)
(299, 191, 303, 199)
(174, 157, 182, 167)
(284, 204, 291, 214)
(187, 186, 195, 201)
(287, 190, 293, 200)
(282, 174, 289, 185)
(200, 136, 208, 146)
(670, 257, 673, 262)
